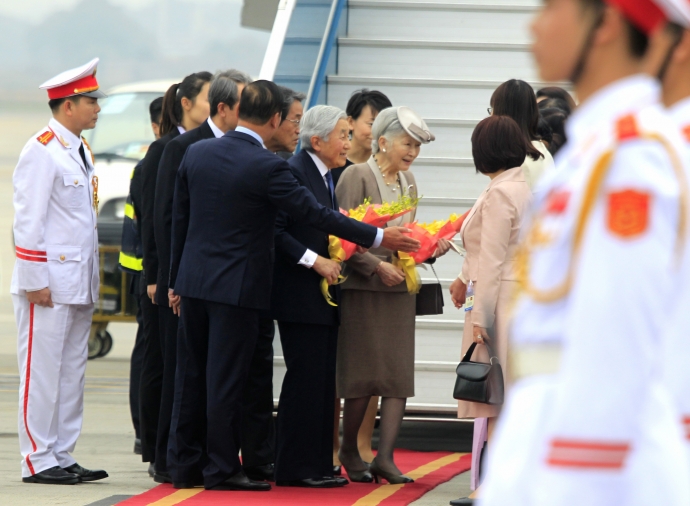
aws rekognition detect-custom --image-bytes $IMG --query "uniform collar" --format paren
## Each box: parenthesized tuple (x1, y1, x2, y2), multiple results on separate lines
(207, 117, 224, 139)
(306, 150, 329, 178)
(48, 117, 81, 149)
(235, 126, 266, 148)
(565, 74, 660, 148)
(669, 96, 690, 128)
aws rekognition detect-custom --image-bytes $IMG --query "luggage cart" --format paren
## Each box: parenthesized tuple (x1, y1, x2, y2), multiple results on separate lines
(89, 245, 138, 359)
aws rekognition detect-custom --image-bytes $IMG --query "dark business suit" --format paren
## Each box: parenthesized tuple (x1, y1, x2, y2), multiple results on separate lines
(270, 150, 341, 481)
(167, 129, 378, 488)
(153, 121, 213, 474)
(139, 127, 179, 463)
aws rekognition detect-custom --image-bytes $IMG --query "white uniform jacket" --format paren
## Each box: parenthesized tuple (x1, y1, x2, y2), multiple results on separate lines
(480, 75, 690, 506)
(11, 118, 99, 305)
(665, 96, 690, 456)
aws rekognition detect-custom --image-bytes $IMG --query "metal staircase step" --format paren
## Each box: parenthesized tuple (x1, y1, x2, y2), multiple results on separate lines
(348, 1, 537, 42)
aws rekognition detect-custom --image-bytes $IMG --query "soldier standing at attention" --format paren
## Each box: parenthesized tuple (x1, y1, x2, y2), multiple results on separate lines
(13, 58, 108, 485)
(472, 1, 690, 505)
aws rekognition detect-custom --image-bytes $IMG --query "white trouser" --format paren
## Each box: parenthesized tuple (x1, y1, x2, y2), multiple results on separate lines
(480, 377, 690, 506)
(14, 295, 93, 477)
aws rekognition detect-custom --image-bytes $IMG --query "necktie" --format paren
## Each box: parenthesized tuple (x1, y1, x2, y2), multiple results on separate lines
(324, 170, 335, 209)
(78, 143, 88, 169)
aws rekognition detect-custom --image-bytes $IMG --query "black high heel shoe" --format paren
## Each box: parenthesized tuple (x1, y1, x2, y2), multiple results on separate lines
(337, 451, 374, 483)
(369, 460, 414, 485)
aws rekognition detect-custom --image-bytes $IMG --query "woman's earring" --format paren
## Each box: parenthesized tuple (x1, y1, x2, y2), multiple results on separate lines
(382, 148, 387, 153)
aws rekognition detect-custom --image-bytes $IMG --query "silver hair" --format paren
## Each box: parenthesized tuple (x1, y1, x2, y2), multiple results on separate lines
(299, 105, 347, 151)
(209, 69, 252, 116)
(371, 107, 406, 154)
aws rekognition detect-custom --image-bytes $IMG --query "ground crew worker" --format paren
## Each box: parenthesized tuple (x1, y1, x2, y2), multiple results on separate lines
(476, 1, 690, 505)
(655, 0, 690, 470)
(13, 58, 108, 485)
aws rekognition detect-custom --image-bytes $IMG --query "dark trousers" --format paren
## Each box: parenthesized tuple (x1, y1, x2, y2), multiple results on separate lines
(274, 321, 338, 481)
(241, 316, 276, 469)
(169, 297, 259, 488)
(129, 286, 145, 439)
(138, 289, 162, 463)
(156, 304, 180, 473)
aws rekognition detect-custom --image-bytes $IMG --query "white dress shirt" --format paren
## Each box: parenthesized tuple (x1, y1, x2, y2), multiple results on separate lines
(235, 125, 265, 147)
(207, 117, 224, 138)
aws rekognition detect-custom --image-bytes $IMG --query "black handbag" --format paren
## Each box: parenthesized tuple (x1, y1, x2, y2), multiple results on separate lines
(415, 264, 444, 316)
(453, 341, 504, 405)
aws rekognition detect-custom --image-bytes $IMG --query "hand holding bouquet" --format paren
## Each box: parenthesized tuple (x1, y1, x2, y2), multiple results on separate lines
(402, 211, 469, 264)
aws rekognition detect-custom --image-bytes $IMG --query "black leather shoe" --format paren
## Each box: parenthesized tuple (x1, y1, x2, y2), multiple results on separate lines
(244, 463, 275, 482)
(62, 463, 108, 482)
(325, 476, 349, 486)
(276, 477, 341, 488)
(153, 471, 172, 484)
(134, 438, 142, 455)
(333, 465, 342, 476)
(173, 478, 205, 489)
(207, 471, 271, 491)
(23, 466, 79, 485)
(450, 498, 474, 506)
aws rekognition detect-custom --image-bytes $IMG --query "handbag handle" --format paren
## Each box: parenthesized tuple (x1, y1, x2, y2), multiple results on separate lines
(461, 340, 500, 365)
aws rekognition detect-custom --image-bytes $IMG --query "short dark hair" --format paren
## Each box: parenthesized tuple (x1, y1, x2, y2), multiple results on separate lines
(238, 80, 283, 125)
(538, 97, 572, 115)
(472, 116, 529, 175)
(48, 95, 81, 113)
(536, 87, 575, 113)
(278, 86, 306, 122)
(540, 107, 568, 156)
(159, 71, 213, 136)
(149, 96, 163, 125)
(537, 116, 553, 147)
(209, 69, 252, 118)
(491, 79, 543, 161)
(345, 89, 393, 120)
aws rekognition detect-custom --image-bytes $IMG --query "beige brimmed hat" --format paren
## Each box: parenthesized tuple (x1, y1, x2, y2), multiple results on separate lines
(397, 106, 435, 143)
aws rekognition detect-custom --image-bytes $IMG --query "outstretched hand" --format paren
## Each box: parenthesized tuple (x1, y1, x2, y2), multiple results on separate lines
(380, 226, 420, 252)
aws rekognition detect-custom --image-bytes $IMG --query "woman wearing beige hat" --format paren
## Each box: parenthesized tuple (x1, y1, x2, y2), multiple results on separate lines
(334, 106, 451, 484)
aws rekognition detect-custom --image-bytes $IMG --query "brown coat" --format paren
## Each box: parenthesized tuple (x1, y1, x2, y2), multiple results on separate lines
(335, 159, 418, 293)
(457, 167, 532, 418)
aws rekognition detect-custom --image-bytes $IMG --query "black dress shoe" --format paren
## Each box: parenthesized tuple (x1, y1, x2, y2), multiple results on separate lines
(244, 463, 275, 482)
(333, 465, 342, 476)
(325, 476, 349, 486)
(276, 477, 341, 488)
(23, 466, 79, 485)
(62, 463, 108, 482)
(173, 478, 205, 489)
(207, 471, 271, 491)
(153, 471, 172, 484)
(450, 498, 474, 506)
(134, 438, 142, 455)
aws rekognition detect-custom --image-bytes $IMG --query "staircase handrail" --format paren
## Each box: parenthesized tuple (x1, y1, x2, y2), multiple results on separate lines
(306, 0, 347, 108)
(259, 0, 299, 80)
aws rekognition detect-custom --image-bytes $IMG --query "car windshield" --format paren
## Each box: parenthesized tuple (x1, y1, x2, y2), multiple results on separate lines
(85, 92, 162, 161)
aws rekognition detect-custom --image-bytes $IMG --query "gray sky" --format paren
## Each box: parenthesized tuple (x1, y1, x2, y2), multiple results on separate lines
(0, 0, 242, 23)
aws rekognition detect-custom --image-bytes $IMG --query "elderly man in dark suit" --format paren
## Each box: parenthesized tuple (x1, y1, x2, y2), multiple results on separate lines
(271, 105, 375, 487)
(166, 80, 419, 491)
(152, 69, 251, 483)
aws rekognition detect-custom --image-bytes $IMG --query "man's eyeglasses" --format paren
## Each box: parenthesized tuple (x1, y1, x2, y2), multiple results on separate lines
(286, 119, 301, 125)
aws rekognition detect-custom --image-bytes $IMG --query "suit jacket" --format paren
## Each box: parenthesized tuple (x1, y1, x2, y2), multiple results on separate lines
(460, 166, 532, 328)
(270, 150, 340, 325)
(141, 128, 180, 285)
(154, 120, 214, 303)
(335, 159, 418, 293)
(169, 130, 379, 310)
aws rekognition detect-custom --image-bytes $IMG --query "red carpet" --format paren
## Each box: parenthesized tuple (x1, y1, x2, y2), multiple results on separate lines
(118, 450, 470, 505)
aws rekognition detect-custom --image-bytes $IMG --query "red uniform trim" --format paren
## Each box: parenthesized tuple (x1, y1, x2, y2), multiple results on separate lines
(547, 439, 631, 470)
(605, 0, 666, 36)
(36, 131, 54, 146)
(683, 125, 690, 143)
(615, 114, 640, 141)
(682, 416, 690, 440)
(16, 253, 47, 263)
(23, 303, 37, 475)
(15, 247, 46, 257)
(47, 74, 99, 100)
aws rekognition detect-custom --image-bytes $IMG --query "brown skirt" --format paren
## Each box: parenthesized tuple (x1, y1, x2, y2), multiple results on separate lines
(336, 290, 416, 398)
